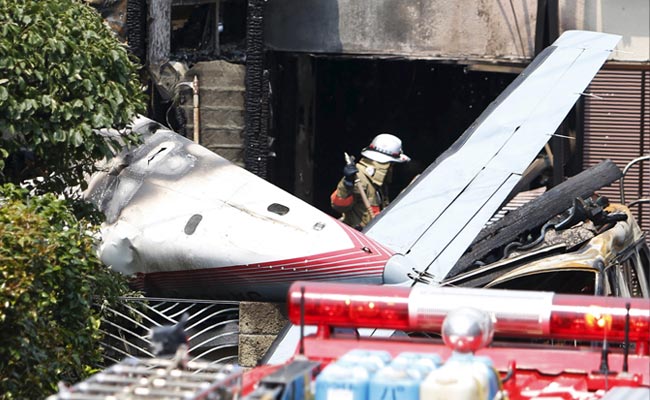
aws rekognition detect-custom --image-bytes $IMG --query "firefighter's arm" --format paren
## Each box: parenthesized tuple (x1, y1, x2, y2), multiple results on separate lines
(330, 179, 355, 212)
(331, 162, 360, 212)
(331, 178, 381, 216)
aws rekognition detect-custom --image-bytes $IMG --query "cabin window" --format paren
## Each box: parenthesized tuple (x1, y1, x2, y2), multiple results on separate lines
(184, 214, 203, 235)
(268, 203, 289, 215)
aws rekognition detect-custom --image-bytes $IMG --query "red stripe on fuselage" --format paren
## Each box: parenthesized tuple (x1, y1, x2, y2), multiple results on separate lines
(138, 220, 393, 292)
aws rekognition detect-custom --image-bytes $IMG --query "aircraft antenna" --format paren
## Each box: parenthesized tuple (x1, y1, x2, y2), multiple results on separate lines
(594, 310, 614, 390)
(299, 285, 305, 356)
(622, 302, 631, 373)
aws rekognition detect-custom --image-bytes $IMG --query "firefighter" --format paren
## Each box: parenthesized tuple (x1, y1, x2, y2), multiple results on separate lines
(331, 133, 410, 230)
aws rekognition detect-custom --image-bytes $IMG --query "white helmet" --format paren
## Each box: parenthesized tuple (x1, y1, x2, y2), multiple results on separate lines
(361, 133, 411, 163)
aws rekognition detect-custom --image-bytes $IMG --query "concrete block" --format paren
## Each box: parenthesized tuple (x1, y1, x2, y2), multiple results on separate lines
(185, 60, 245, 89)
(238, 334, 278, 367)
(182, 107, 245, 130)
(239, 302, 288, 335)
(180, 89, 244, 111)
(200, 128, 245, 146)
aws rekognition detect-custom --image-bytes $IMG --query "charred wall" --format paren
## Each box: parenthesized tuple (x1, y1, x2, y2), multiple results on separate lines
(263, 0, 649, 64)
(267, 55, 517, 213)
(263, 0, 537, 62)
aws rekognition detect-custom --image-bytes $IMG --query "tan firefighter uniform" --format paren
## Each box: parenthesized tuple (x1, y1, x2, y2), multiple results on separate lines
(330, 133, 410, 229)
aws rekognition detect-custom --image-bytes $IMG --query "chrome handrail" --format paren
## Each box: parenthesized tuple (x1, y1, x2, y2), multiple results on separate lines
(619, 154, 650, 205)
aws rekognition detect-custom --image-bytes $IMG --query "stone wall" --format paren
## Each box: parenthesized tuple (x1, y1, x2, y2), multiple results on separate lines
(182, 60, 246, 166)
(238, 302, 288, 367)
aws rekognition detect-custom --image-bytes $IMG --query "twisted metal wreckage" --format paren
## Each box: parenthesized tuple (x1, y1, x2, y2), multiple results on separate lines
(85, 30, 648, 303)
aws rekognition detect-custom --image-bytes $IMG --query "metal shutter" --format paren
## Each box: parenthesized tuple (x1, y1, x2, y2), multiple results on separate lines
(583, 68, 650, 240)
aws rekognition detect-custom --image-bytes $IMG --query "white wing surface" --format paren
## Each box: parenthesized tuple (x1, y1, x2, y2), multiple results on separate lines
(364, 30, 622, 283)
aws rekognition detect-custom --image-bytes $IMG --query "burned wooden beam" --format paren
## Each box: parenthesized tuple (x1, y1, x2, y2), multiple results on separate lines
(446, 159, 623, 278)
(148, 0, 172, 69)
(244, 0, 269, 178)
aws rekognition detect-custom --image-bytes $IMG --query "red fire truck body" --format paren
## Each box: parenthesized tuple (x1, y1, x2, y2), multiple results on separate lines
(242, 281, 650, 400)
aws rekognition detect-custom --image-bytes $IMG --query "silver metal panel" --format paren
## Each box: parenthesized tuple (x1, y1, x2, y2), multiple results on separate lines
(409, 171, 521, 282)
(47, 357, 242, 399)
(364, 31, 621, 282)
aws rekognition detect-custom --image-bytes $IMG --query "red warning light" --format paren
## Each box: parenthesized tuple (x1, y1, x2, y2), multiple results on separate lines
(549, 294, 649, 342)
(287, 281, 411, 330)
(287, 281, 650, 345)
(584, 307, 613, 330)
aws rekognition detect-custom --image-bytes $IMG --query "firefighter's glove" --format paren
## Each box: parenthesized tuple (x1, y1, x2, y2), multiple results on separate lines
(343, 163, 359, 188)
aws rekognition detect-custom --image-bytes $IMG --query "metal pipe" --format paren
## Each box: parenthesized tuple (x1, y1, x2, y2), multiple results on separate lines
(193, 75, 200, 144)
(620, 155, 650, 204)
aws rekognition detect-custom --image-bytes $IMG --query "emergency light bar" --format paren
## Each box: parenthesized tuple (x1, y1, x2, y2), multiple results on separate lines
(287, 281, 650, 344)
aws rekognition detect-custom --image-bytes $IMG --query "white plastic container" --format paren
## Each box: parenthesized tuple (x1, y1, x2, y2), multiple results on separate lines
(339, 349, 392, 374)
(420, 354, 497, 400)
(315, 350, 393, 400)
(315, 361, 371, 400)
(369, 360, 423, 400)
(393, 352, 442, 376)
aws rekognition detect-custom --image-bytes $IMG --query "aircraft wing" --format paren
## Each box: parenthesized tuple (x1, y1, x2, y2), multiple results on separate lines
(363, 30, 622, 284)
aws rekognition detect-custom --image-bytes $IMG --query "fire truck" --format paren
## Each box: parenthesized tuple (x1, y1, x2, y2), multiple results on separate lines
(49, 280, 649, 400)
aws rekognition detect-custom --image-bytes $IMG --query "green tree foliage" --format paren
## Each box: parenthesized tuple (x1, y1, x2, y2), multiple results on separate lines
(0, 184, 131, 399)
(0, 0, 146, 194)
(0, 1, 146, 397)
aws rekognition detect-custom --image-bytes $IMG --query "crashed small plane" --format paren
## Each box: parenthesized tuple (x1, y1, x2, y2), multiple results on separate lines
(86, 30, 648, 301)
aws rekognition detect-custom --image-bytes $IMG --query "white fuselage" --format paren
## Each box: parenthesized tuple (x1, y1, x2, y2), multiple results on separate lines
(87, 121, 392, 301)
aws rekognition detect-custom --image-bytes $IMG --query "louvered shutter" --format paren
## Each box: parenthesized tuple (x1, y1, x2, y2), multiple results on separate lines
(583, 68, 650, 241)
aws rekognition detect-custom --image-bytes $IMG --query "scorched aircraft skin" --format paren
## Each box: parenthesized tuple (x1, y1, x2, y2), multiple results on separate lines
(86, 120, 392, 301)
